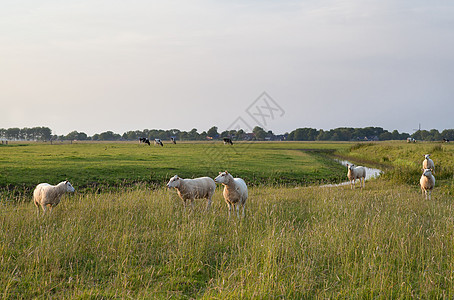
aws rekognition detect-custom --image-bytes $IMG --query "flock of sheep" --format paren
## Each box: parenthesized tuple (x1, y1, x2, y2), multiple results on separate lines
(345, 154, 436, 200)
(32, 153, 437, 215)
(32, 171, 249, 218)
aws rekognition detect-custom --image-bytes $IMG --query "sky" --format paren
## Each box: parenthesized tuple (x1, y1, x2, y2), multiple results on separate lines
(1, 0, 453, 136)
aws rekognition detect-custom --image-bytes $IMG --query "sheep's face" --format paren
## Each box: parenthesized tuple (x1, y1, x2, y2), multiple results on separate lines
(422, 169, 433, 177)
(215, 171, 232, 184)
(167, 175, 180, 188)
(425, 154, 430, 160)
(347, 164, 355, 171)
(65, 181, 75, 193)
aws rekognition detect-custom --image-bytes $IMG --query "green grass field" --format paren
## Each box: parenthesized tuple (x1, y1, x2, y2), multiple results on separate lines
(1, 141, 454, 298)
(0, 141, 351, 194)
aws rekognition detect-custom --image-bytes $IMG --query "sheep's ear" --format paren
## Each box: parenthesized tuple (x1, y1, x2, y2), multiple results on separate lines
(225, 171, 228, 174)
(219, 172, 222, 174)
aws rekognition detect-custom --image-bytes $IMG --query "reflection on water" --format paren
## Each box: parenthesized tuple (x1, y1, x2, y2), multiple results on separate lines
(322, 159, 382, 187)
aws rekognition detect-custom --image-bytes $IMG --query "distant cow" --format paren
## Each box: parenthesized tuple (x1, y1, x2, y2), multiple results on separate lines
(223, 138, 233, 145)
(171, 137, 176, 144)
(154, 139, 164, 146)
(139, 137, 150, 145)
(443, 138, 450, 143)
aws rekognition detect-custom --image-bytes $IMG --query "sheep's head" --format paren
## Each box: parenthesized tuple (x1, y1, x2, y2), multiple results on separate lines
(65, 181, 75, 193)
(422, 168, 433, 177)
(167, 175, 180, 188)
(215, 171, 232, 184)
(424, 154, 430, 159)
(347, 164, 355, 171)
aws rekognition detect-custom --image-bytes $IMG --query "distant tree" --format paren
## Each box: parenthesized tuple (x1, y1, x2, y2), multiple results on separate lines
(253, 126, 267, 140)
(65, 131, 88, 141)
(379, 132, 393, 140)
(430, 129, 441, 141)
(97, 131, 121, 141)
(6, 128, 21, 140)
(207, 126, 219, 139)
(441, 129, 454, 141)
(288, 128, 318, 141)
(316, 129, 330, 141)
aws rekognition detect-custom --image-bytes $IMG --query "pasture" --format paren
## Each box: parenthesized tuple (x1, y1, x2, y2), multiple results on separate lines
(0, 141, 350, 196)
(1, 141, 454, 298)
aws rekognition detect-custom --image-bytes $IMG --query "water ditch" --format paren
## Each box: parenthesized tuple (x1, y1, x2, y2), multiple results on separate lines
(322, 159, 383, 187)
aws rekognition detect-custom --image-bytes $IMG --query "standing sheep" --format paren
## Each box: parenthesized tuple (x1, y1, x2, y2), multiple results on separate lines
(423, 154, 435, 173)
(33, 181, 75, 213)
(420, 168, 435, 200)
(346, 164, 366, 189)
(214, 171, 248, 218)
(166, 175, 216, 210)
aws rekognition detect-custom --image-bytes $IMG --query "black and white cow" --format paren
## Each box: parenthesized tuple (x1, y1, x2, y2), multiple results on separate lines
(223, 138, 233, 145)
(139, 137, 151, 145)
(154, 138, 164, 146)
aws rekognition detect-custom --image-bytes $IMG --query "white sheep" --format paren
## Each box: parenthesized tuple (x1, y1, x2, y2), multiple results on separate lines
(346, 164, 366, 189)
(166, 175, 216, 210)
(33, 181, 75, 213)
(423, 154, 435, 173)
(214, 171, 248, 218)
(420, 168, 435, 200)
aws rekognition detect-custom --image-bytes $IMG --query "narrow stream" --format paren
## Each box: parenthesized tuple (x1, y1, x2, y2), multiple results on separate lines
(322, 159, 383, 187)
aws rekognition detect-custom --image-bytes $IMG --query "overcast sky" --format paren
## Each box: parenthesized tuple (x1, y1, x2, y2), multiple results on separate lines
(1, 0, 453, 136)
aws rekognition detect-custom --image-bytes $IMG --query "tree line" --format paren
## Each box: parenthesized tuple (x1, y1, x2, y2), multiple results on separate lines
(1, 126, 454, 142)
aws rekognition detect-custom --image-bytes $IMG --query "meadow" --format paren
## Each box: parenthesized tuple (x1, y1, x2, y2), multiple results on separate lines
(0, 141, 351, 196)
(1, 140, 454, 298)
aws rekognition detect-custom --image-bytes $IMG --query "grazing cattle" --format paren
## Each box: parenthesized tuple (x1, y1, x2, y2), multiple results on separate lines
(154, 139, 163, 146)
(346, 164, 366, 189)
(443, 138, 450, 143)
(420, 168, 435, 200)
(139, 137, 150, 145)
(214, 171, 248, 218)
(223, 138, 233, 145)
(166, 175, 216, 210)
(171, 137, 176, 144)
(33, 181, 75, 213)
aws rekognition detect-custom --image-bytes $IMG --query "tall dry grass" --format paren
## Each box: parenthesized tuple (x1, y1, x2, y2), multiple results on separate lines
(1, 181, 454, 298)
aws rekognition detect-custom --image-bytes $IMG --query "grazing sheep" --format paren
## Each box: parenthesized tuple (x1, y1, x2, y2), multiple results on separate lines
(420, 168, 435, 200)
(214, 171, 248, 218)
(33, 181, 75, 213)
(166, 175, 216, 210)
(423, 154, 435, 173)
(346, 164, 366, 189)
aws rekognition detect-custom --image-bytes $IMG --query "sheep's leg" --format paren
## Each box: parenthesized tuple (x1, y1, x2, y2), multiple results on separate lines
(227, 203, 232, 219)
(206, 196, 212, 211)
(236, 204, 240, 219)
(241, 203, 245, 218)
(428, 190, 431, 200)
